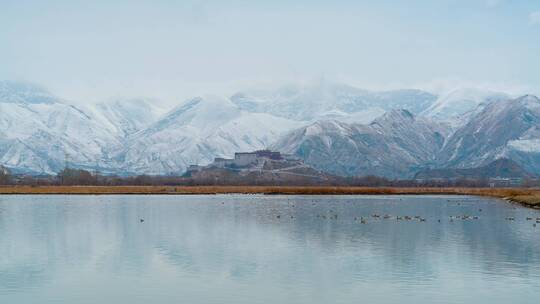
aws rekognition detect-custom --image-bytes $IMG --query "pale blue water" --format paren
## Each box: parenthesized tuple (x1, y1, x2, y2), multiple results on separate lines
(1, 195, 540, 304)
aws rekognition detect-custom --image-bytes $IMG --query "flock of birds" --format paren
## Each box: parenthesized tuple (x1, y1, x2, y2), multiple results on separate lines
(138, 199, 540, 228)
(267, 200, 540, 228)
(272, 211, 540, 227)
(139, 213, 540, 226)
(506, 216, 540, 227)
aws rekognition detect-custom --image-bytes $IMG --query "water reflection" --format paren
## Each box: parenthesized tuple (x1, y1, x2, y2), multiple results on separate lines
(1, 195, 540, 303)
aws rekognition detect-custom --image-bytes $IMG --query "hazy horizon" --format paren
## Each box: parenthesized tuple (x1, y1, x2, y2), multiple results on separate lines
(1, 0, 540, 104)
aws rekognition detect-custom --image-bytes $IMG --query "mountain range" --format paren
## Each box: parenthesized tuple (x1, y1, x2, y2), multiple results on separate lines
(414, 158, 536, 180)
(1, 79, 538, 179)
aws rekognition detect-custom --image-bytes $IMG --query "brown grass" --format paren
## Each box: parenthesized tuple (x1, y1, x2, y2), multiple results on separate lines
(1, 186, 539, 208)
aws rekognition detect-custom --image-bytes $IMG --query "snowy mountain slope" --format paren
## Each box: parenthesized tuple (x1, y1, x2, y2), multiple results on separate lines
(415, 158, 536, 179)
(114, 96, 304, 175)
(230, 81, 437, 123)
(272, 110, 447, 178)
(0, 82, 120, 174)
(437, 95, 540, 173)
(420, 88, 509, 128)
(89, 98, 167, 138)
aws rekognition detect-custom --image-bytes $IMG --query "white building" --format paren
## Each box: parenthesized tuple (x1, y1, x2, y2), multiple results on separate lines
(233, 152, 259, 167)
(213, 158, 235, 168)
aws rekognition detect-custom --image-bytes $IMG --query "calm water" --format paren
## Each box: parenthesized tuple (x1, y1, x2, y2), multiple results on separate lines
(1, 195, 540, 304)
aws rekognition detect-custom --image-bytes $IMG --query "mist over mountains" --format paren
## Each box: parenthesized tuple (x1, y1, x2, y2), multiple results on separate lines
(1, 80, 537, 179)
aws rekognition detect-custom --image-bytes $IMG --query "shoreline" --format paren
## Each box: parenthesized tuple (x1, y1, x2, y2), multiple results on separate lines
(1, 185, 540, 208)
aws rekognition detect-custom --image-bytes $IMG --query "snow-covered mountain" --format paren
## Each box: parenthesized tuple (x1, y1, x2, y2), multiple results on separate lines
(0, 81, 120, 174)
(112, 82, 441, 175)
(438, 95, 540, 173)
(89, 98, 167, 138)
(273, 94, 540, 178)
(113, 96, 304, 174)
(420, 88, 509, 128)
(272, 110, 447, 178)
(231, 81, 437, 123)
(3, 80, 540, 178)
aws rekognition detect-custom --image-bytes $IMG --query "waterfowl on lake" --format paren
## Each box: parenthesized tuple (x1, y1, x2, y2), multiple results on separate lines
(139, 219, 144, 223)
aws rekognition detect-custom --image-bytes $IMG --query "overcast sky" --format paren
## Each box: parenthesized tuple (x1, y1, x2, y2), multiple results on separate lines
(1, 0, 539, 103)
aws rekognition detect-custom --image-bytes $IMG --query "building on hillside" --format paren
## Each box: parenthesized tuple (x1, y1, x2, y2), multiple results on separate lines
(233, 150, 286, 166)
(252, 150, 282, 160)
(282, 154, 301, 161)
(212, 158, 235, 168)
(186, 150, 298, 173)
(233, 152, 259, 167)
(187, 165, 205, 172)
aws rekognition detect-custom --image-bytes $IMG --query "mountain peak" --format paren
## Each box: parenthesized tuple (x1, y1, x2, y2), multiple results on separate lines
(144, 95, 241, 136)
(388, 108, 414, 119)
(516, 94, 540, 105)
(304, 120, 352, 136)
(420, 87, 509, 126)
(91, 97, 167, 137)
(0, 80, 59, 105)
(372, 109, 415, 126)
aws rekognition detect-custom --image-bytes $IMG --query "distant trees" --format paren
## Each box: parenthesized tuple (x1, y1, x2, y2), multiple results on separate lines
(0, 165, 11, 185)
(522, 178, 540, 188)
(58, 168, 97, 185)
(0, 164, 532, 188)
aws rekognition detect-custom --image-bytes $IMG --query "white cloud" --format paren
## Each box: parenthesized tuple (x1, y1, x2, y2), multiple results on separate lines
(530, 11, 540, 25)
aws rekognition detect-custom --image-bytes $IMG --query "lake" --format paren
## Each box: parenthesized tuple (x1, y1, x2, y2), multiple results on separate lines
(0, 195, 539, 303)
